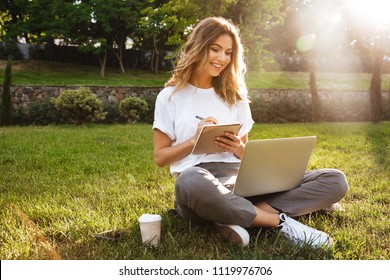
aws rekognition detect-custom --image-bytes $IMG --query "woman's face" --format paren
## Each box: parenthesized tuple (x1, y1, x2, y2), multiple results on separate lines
(201, 33, 233, 79)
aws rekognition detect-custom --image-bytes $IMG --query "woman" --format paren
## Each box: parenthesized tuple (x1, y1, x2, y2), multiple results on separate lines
(153, 17, 348, 248)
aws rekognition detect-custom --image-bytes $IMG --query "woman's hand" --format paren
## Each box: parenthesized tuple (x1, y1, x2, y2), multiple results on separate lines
(192, 116, 218, 144)
(154, 116, 219, 167)
(215, 133, 247, 159)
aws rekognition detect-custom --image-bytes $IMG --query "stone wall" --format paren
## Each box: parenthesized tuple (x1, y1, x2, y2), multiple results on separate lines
(7, 86, 162, 111)
(2, 85, 389, 122)
(248, 89, 390, 122)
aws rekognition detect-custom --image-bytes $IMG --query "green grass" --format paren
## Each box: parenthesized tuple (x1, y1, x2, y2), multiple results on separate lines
(1, 60, 390, 90)
(0, 60, 171, 87)
(246, 71, 390, 90)
(0, 123, 389, 260)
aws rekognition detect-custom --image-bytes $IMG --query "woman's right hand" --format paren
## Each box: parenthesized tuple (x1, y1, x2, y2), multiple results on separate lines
(154, 116, 218, 167)
(192, 116, 218, 143)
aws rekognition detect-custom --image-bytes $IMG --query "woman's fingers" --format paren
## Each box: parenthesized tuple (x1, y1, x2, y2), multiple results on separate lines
(215, 132, 240, 153)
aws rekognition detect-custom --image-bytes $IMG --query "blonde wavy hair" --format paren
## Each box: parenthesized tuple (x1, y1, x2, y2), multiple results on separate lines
(165, 17, 248, 106)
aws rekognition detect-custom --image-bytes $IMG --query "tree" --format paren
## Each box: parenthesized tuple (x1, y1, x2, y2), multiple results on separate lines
(110, 0, 145, 74)
(229, 0, 284, 71)
(2, 0, 285, 75)
(342, 0, 390, 122)
(139, 0, 174, 74)
(62, 0, 112, 78)
(139, 0, 202, 74)
(139, 0, 284, 72)
(73, 0, 146, 77)
(1, 0, 145, 77)
(369, 43, 384, 122)
(0, 10, 10, 40)
(276, 0, 328, 120)
(1, 0, 73, 46)
(275, 0, 390, 122)
(1, 59, 13, 126)
(309, 55, 321, 121)
(0, 0, 29, 42)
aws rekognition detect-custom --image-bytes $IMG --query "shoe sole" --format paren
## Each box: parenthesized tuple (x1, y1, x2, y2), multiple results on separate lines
(215, 224, 250, 248)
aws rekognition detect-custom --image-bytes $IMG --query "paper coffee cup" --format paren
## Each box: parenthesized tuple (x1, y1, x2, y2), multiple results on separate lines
(138, 214, 162, 247)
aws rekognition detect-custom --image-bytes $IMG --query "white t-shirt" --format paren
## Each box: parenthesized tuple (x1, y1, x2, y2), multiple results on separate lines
(153, 83, 254, 176)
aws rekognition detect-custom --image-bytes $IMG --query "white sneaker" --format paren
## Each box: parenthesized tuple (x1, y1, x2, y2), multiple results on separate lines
(322, 202, 345, 212)
(278, 213, 334, 249)
(215, 223, 250, 248)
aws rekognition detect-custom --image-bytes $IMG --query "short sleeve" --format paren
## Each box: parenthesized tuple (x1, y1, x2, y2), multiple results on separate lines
(237, 100, 254, 137)
(153, 89, 176, 140)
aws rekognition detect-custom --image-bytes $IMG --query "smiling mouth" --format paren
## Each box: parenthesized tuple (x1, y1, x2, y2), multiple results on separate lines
(211, 63, 223, 68)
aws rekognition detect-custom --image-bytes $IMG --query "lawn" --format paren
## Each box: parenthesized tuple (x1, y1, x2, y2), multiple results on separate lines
(0, 122, 389, 260)
(1, 60, 390, 90)
(0, 60, 171, 87)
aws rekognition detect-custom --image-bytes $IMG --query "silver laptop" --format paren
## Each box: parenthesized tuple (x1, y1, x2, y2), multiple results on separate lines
(221, 136, 316, 197)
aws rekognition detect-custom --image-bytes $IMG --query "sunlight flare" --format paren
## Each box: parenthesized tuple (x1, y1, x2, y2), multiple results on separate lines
(346, 0, 390, 24)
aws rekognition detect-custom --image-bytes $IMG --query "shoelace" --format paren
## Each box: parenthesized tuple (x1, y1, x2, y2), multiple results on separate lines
(280, 217, 323, 245)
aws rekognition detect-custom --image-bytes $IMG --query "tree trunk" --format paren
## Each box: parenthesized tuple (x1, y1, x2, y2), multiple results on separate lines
(98, 50, 107, 78)
(309, 54, 321, 122)
(150, 34, 159, 74)
(118, 56, 125, 74)
(388, 80, 390, 120)
(233, 3, 243, 24)
(1, 59, 13, 126)
(369, 48, 383, 123)
(113, 37, 126, 74)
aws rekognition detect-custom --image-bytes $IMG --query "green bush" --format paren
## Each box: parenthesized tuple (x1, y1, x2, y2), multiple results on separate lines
(52, 87, 106, 124)
(138, 93, 157, 124)
(10, 98, 64, 126)
(28, 97, 64, 125)
(12, 106, 29, 126)
(119, 97, 148, 123)
(102, 102, 127, 124)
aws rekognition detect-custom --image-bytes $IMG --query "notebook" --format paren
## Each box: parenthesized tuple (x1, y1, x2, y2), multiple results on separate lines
(191, 123, 242, 155)
(220, 136, 317, 197)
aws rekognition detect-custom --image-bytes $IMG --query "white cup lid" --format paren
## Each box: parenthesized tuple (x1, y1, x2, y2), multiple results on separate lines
(138, 214, 162, 223)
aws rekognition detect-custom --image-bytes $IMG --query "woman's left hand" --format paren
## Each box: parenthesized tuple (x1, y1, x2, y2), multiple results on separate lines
(215, 132, 246, 159)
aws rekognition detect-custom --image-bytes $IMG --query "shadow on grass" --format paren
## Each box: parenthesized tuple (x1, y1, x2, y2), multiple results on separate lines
(55, 213, 334, 260)
(365, 123, 390, 171)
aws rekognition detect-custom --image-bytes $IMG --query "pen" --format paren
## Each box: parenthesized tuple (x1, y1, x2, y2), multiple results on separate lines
(195, 115, 204, 120)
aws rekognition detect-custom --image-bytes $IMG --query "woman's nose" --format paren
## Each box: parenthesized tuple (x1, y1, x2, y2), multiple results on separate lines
(217, 51, 226, 61)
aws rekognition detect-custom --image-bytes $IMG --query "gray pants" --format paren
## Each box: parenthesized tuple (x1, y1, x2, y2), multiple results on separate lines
(174, 162, 349, 228)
